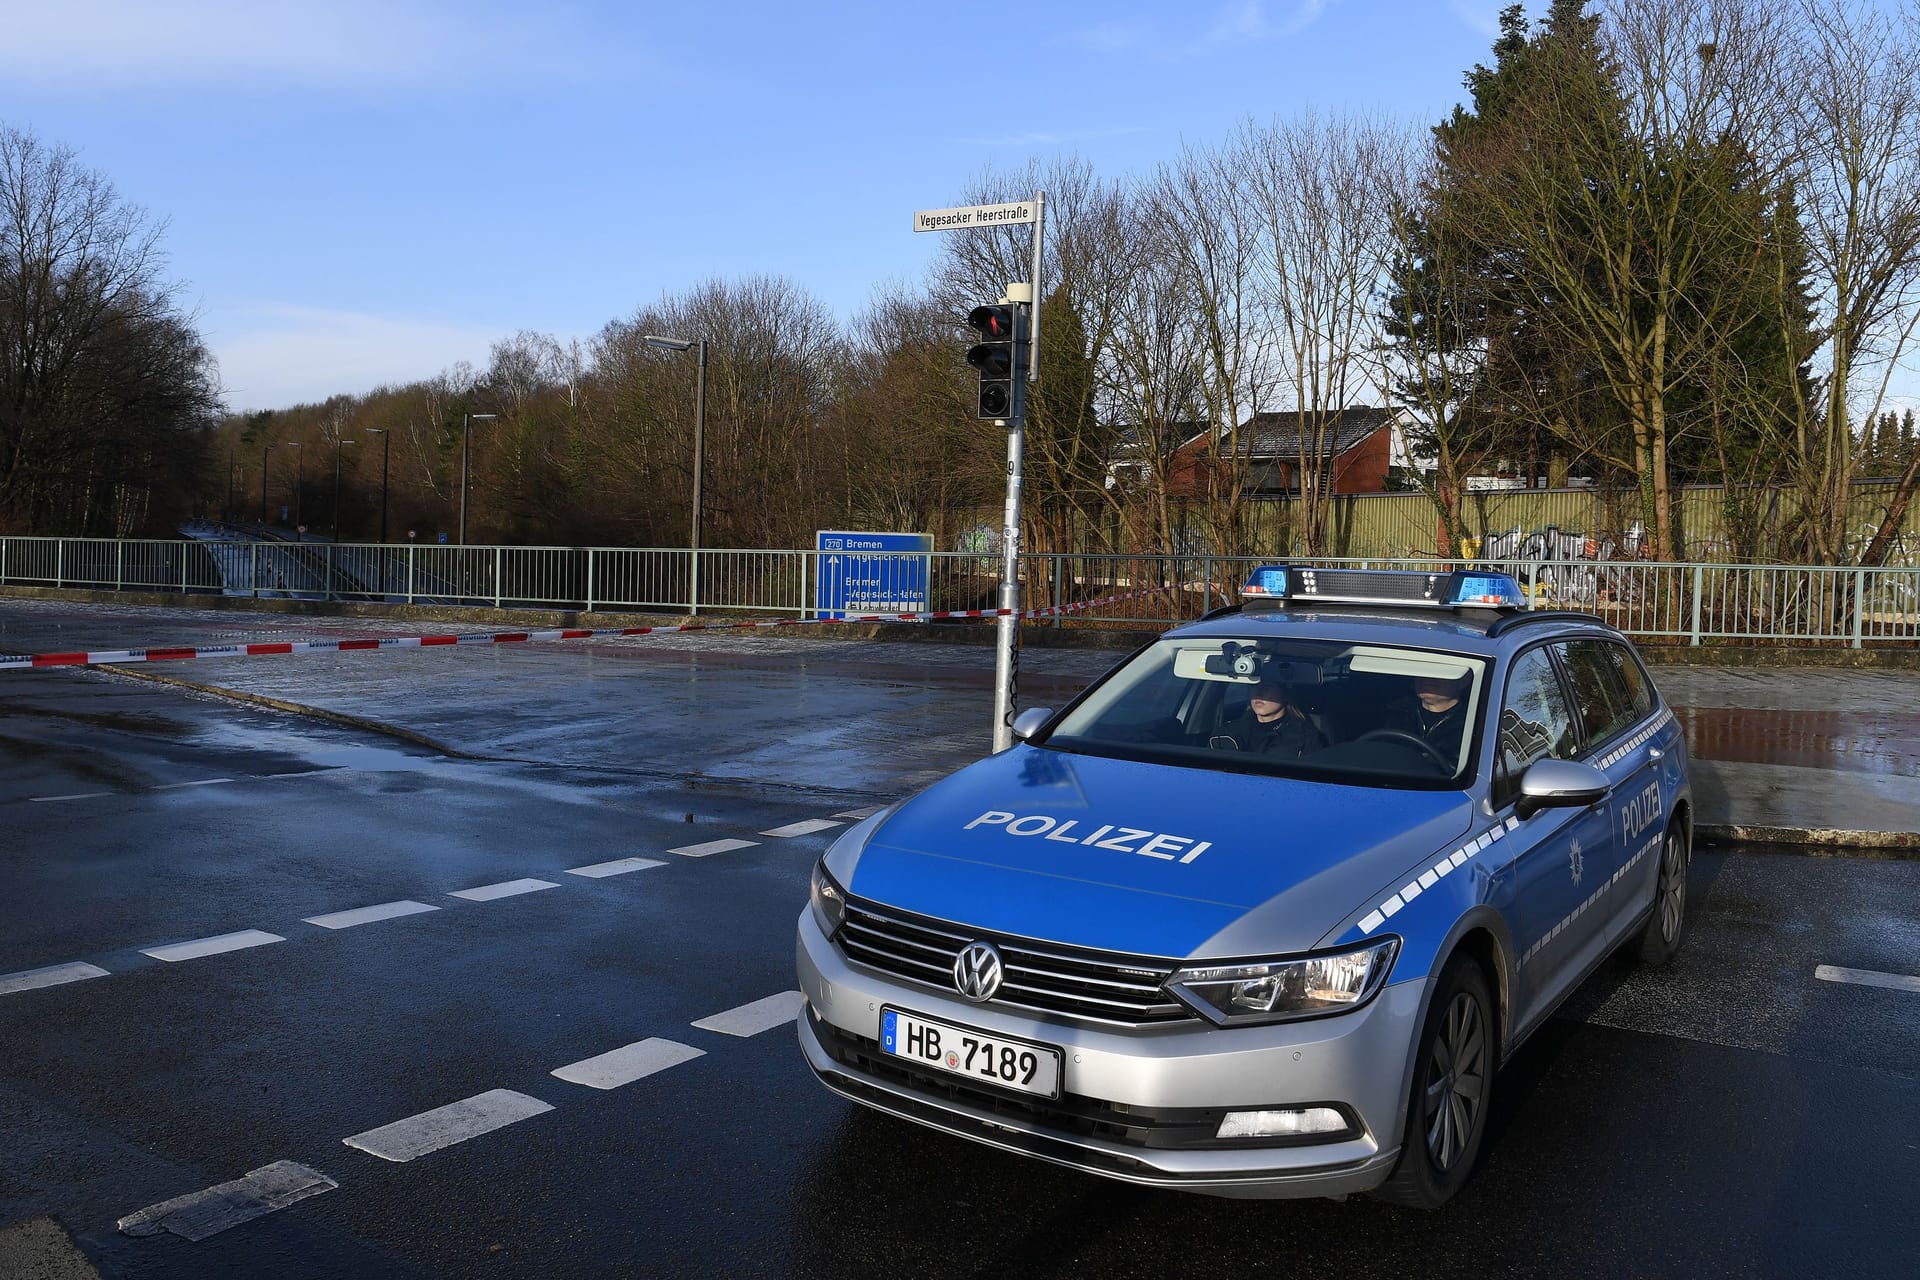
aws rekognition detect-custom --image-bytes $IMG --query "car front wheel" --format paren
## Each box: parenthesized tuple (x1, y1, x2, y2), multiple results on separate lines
(1374, 954, 1494, 1208)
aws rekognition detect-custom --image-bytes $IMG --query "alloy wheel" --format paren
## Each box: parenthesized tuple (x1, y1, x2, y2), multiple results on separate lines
(1422, 990, 1488, 1172)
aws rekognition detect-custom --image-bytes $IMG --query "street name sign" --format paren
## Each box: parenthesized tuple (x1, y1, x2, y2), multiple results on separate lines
(913, 201, 1039, 233)
(814, 531, 934, 620)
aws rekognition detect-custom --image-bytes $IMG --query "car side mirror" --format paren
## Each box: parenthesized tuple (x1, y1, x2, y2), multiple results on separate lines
(1010, 707, 1053, 742)
(1516, 758, 1610, 819)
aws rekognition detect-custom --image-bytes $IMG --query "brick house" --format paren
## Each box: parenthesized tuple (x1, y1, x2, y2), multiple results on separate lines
(1168, 407, 1400, 500)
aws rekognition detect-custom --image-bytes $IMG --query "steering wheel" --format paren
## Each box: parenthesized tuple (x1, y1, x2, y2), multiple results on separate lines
(1356, 728, 1453, 769)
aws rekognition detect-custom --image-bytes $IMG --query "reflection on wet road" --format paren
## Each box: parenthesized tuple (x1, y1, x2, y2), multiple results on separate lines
(1675, 706, 1920, 777)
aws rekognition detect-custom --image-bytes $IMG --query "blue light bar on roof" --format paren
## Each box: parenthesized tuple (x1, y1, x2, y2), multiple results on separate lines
(1241, 565, 1290, 597)
(1448, 573, 1526, 608)
(1239, 565, 1525, 612)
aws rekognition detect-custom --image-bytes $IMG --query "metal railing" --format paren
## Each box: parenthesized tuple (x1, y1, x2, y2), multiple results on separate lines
(1, 535, 1916, 648)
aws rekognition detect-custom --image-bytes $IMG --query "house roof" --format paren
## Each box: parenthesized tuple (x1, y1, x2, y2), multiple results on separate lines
(1212, 407, 1397, 460)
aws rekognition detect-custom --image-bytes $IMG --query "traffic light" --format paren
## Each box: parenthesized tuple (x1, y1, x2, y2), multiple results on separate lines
(966, 303, 1022, 420)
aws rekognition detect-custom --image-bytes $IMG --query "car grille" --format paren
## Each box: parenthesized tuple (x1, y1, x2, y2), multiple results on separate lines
(837, 899, 1192, 1026)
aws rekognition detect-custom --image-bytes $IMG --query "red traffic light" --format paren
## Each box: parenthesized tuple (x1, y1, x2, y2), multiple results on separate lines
(967, 304, 1013, 339)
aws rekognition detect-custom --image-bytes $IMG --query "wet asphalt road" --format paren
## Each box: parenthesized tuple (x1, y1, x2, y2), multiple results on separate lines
(0, 601, 1917, 1278)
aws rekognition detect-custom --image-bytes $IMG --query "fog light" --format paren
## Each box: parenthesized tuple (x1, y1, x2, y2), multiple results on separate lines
(1217, 1107, 1347, 1139)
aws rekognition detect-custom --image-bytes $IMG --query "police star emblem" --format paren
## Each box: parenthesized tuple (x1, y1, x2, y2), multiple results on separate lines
(1569, 838, 1585, 887)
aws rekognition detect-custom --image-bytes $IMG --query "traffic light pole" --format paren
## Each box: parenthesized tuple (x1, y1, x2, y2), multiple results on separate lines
(991, 191, 1045, 753)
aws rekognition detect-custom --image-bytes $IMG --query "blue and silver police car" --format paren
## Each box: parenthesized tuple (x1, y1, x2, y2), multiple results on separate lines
(797, 567, 1691, 1206)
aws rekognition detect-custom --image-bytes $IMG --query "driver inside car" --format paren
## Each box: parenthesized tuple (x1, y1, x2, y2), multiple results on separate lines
(1215, 671, 1326, 760)
(1390, 672, 1472, 762)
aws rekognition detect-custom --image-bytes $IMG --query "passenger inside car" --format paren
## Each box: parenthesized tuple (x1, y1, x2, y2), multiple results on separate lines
(1211, 670, 1326, 759)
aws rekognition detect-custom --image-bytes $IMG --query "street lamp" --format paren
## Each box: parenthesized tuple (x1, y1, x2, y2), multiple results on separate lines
(284, 442, 304, 540)
(260, 443, 273, 525)
(365, 428, 392, 595)
(459, 412, 497, 546)
(331, 438, 356, 539)
(644, 334, 707, 616)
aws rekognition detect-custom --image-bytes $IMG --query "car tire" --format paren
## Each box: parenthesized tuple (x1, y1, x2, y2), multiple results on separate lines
(1632, 819, 1691, 966)
(1373, 954, 1495, 1208)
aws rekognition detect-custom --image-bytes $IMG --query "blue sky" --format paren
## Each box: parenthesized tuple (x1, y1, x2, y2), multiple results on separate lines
(0, 1, 1515, 411)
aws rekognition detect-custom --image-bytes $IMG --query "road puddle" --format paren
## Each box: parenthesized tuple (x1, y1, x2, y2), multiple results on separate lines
(1674, 706, 1920, 777)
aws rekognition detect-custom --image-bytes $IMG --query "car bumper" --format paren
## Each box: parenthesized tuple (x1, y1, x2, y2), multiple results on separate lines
(796, 910, 1425, 1200)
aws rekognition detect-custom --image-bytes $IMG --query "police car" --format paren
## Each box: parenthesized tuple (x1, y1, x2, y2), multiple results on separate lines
(797, 567, 1691, 1206)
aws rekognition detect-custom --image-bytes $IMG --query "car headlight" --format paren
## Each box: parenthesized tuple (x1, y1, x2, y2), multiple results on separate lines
(1166, 938, 1400, 1026)
(809, 860, 848, 938)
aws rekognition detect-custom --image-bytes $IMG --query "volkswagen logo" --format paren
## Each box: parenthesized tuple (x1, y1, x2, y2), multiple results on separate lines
(952, 941, 1004, 1003)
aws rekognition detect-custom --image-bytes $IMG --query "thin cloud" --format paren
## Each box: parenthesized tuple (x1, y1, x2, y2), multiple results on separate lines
(1060, 1, 1338, 61)
(211, 304, 503, 411)
(1447, 1, 1505, 37)
(0, 0, 639, 90)
(959, 126, 1155, 148)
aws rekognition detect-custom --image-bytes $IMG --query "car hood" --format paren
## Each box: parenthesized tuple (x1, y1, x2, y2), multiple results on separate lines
(840, 744, 1473, 959)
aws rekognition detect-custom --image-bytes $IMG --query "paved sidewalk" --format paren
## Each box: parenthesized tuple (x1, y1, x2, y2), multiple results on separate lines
(1651, 666, 1920, 850)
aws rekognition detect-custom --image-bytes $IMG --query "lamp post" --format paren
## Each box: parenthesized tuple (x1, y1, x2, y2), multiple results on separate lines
(644, 334, 707, 615)
(365, 428, 391, 594)
(458, 412, 497, 546)
(331, 437, 356, 539)
(261, 443, 273, 525)
(285, 442, 304, 540)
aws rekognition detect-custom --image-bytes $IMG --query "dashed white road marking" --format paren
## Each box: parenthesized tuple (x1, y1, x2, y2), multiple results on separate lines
(303, 900, 440, 930)
(692, 991, 805, 1038)
(343, 1089, 554, 1163)
(834, 806, 885, 820)
(0, 961, 111, 996)
(550, 1037, 704, 1089)
(448, 878, 559, 902)
(669, 838, 758, 859)
(118, 1160, 336, 1242)
(28, 791, 113, 803)
(566, 856, 667, 879)
(153, 778, 234, 790)
(1815, 964, 1920, 994)
(141, 930, 285, 963)
(760, 819, 843, 839)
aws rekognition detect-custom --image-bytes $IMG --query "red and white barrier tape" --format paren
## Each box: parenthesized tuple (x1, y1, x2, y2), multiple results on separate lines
(0, 592, 1147, 672)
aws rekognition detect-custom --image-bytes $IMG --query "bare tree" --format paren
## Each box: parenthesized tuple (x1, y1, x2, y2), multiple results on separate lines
(1242, 112, 1412, 554)
(1142, 139, 1270, 559)
(1773, 0, 1920, 563)
(0, 125, 217, 533)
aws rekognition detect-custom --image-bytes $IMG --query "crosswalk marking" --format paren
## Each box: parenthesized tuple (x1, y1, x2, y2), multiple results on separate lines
(668, 838, 757, 858)
(565, 856, 667, 879)
(0, 961, 111, 997)
(1816, 964, 1920, 994)
(759, 819, 843, 838)
(551, 1038, 704, 1089)
(141, 930, 285, 963)
(448, 878, 559, 902)
(303, 901, 440, 930)
(343, 1089, 553, 1163)
(693, 991, 805, 1038)
(119, 1161, 336, 1242)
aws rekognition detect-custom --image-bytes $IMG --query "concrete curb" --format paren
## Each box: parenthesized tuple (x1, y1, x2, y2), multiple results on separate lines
(1696, 823, 1920, 856)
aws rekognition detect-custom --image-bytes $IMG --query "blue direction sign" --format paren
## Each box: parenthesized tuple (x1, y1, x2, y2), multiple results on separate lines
(815, 531, 933, 620)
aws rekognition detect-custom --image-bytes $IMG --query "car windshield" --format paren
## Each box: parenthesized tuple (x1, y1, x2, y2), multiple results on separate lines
(1040, 636, 1487, 788)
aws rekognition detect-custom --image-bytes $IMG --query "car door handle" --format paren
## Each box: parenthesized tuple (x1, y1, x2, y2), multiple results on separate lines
(1647, 747, 1664, 762)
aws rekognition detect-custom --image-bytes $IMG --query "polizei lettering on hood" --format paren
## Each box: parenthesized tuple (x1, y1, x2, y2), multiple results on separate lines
(964, 811, 1214, 864)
